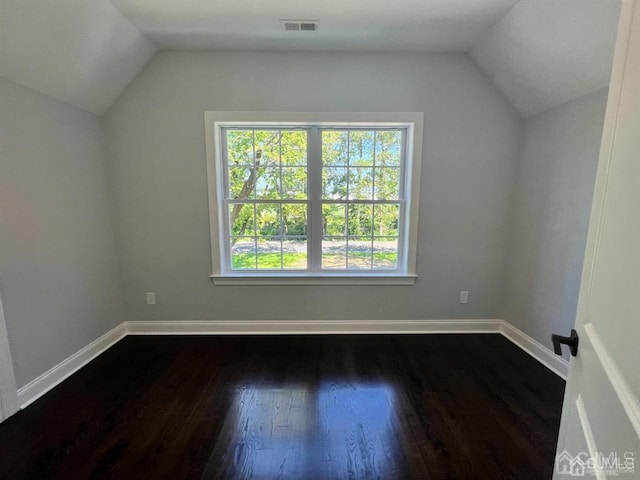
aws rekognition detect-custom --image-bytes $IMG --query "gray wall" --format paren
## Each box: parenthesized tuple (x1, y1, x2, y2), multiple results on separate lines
(0, 78, 126, 387)
(503, 89, 608, 356)
(0, 48, 609, 387)
(106, 51, 521, 321)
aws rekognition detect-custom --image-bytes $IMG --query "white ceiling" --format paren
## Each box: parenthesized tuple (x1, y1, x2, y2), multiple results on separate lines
(108, 0, 518, 51)
(471, 0, 622, 117)
(0, 0, 156, 115)
(0, 0, 622, 117)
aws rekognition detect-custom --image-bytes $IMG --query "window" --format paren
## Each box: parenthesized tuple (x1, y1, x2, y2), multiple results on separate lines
(205, 112, 423, 285)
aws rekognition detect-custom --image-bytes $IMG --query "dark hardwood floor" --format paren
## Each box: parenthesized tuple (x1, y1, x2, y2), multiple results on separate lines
(0, 334, 565, 479)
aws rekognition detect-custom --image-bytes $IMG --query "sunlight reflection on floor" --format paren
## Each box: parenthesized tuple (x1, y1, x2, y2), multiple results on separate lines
(207, 381, 400, 479)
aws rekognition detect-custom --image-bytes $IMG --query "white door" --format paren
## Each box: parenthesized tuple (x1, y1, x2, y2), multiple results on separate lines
(0, 292, 18, 421)
(553, 0, 640, 478)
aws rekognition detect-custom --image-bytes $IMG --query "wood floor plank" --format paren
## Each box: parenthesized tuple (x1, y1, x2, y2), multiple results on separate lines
(0, 335, 565, 479)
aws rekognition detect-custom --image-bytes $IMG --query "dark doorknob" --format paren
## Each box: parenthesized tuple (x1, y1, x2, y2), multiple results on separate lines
(552, 329, 579, 357)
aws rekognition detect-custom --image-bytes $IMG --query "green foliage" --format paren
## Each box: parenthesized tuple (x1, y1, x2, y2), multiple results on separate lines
(231, 252, 308, 270)
(226, 128, 402, 268)
(231, 251, 397, 270)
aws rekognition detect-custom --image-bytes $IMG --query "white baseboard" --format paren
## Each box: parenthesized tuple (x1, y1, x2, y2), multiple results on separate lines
(500, 321, 569, 379)
(124, 319, 503, 335)
(16, 323, 127, 409)
(126, 319, 567, 378)
(0, 296, 19, 420)
(13, 318, 567, 412)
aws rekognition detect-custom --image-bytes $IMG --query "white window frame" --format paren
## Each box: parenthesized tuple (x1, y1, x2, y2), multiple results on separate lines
(204, 111, 423, 285)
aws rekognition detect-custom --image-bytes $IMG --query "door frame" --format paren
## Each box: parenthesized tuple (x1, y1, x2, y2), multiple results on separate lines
(0, 292, 18, 421)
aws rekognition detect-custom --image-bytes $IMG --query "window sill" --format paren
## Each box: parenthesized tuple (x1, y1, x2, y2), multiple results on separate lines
(210, 273, 418, 286)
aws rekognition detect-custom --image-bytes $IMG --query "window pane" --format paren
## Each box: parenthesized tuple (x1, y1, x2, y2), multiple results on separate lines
(349, 131, 374, 166)
(227, 130, 254, 166)
(373, 237, 398, 269)
(322, 237, 346, 269)
(281, 130, 307, 166)
(322, 130, 348, 166)
(322, 167, 347, 200)
(348, 167, 374, 200)
(375, 131, 402, 166)
(228, 167, 255, 200)
(373, 204, 399, 237)
(229, 203, 255, 236)
(254, 130, 280, 166)
(282, 237, 307, 270)
(256, 204, 281, 237)
(282, 203, 307, 236)
(221, 124, 408, 275)
(257, 237, 282, 269)
(347, 204, 373, 236)
(282, 203, 307, 269)
(281, 167, 307, 200)
(255, 167, 280, 199)
(375, 167, 400, 200)
(322, 204, 346, 236)
(230, 238, 256, 270)
(347, 238, 373, 270)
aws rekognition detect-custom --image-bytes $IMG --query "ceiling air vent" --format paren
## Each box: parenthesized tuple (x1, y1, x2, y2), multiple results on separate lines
(281, 20, 318, 32)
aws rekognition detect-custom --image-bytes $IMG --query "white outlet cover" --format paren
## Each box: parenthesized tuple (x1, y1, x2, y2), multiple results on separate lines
(460, 291, 469, 304)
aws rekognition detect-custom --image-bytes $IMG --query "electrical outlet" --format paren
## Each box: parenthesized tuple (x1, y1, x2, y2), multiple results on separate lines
(459, 291, 469, 304)
(146, 292, 156, 305)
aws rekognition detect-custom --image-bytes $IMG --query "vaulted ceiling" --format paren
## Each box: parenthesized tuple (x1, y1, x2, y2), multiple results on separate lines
(471, 0, 622, 117)
(0, 0, 621, 117)
(0, 0, 156, 115)
(108, 0, 519, 51)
